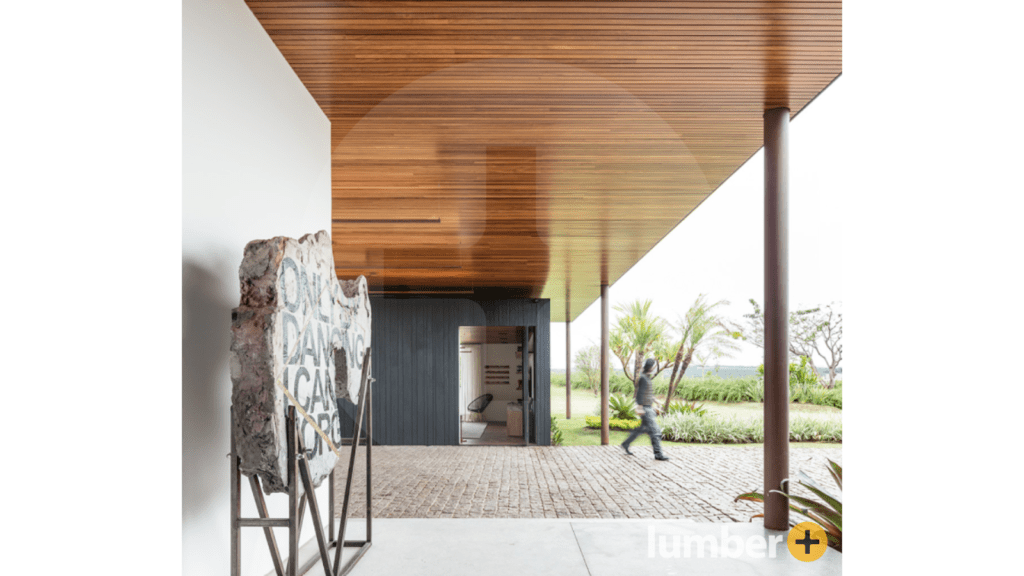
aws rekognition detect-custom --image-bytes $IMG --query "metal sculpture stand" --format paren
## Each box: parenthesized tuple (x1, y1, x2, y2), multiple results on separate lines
(231, 360, 374, 576)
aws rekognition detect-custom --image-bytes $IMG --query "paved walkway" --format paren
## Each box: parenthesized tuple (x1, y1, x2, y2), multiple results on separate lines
(333, 444, 841, 523)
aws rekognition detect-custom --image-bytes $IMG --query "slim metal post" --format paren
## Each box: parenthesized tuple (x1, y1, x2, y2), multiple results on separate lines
(600, 283, 610, 445)
(366, 379, 373, 543)
(287, 407, 299, 576)
(764, 107, 791, 530)
(230, 408, 241, 576)
(328, 469, 335, 543)
(566, 310, 572, 419)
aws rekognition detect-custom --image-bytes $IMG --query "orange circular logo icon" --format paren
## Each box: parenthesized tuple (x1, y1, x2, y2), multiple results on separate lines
(787, 522, 828, 562)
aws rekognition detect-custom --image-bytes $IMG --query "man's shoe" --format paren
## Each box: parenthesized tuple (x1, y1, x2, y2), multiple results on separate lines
(654, 454, 670, 461)
(620, 443, 634, 456)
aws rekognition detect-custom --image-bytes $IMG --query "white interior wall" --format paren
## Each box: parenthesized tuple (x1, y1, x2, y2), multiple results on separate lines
(460, 345, 485, 422)
(482, 344, 522, 422)
(183, 1, 332, 574)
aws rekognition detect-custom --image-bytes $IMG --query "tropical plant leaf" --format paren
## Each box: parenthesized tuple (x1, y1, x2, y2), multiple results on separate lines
(771, 491, 842, 531)
(803, 512, 842, 540)
(797, 470, 842, 504)
(797, 479, 843, 515)
(734, 491, 765, 503)
(784, 505, 841, 539)
(826, 467, 842, 491)
(826, 533, 842, 552)
(826, 458, 842, 489)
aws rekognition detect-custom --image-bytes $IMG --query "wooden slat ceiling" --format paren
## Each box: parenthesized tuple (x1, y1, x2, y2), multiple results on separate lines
(247, 1, 842, 322)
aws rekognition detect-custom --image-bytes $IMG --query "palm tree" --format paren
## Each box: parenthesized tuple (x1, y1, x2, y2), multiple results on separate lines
(662, 294, 740, 408)
(610, 299, 673, 386)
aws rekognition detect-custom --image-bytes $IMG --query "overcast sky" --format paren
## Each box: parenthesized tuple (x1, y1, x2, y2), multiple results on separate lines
(551, 77, 847, 370)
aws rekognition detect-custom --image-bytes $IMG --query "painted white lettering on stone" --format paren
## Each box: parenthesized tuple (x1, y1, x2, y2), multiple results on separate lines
(230, 231, 372, 493)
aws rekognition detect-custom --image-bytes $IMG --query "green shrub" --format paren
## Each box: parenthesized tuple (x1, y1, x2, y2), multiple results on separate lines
(789, 416, 843, 442)
(572, 377, 596, 392)
(674, 376, 761, 403)
(608, 393, 639, 420)
(584, 415, 642, 431)
(744, 378, 765, 403)
(757, 357, 825, 386)
(791, 357, 820, 385)
(670, 373, 840, 410)
(610, 374, 634, 396)
(790, 384, 843, 409)
(561, 372, 633, 395)
(552, 373, 599, 393)
(550, 415, 564, 446)
(665, 400, 708, 417)
(556, 371, 840, 410)
(658, 413, 841, 444)
(659, 413, 763, 443)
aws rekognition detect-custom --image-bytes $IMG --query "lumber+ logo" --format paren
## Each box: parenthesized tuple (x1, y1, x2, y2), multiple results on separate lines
(646, 523, 828, 561)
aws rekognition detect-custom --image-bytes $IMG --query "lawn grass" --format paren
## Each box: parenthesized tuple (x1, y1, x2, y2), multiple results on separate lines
(551, 382, 840, 447)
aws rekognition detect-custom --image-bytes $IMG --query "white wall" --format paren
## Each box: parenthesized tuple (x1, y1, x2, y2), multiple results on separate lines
(183, 1, 331, 574)
(482, 344, 522, 422)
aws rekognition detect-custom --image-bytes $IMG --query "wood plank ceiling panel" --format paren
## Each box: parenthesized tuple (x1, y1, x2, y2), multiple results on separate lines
(246, 1, 842, 321)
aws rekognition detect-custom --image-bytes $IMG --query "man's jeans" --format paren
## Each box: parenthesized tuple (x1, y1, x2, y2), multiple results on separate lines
(622, 405, 664, 457)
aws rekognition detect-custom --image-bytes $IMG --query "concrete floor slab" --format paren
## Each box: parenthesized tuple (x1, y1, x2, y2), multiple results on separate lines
(286, 519, 590, 576)
(277, 519, 840, 576)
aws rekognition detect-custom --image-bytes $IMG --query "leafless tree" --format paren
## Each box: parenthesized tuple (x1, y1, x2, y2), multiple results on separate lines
(736, 299, 843, 388)
(811, 303, 842, 388)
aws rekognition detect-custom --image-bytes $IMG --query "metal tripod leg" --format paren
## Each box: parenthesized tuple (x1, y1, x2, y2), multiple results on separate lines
(333, 365, 369, 572)
(296, 434, 334, 576)
(249, 475, 285, 576)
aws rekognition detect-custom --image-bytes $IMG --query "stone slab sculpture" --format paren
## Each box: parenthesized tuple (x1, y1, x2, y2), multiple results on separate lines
(230, 230, 372, 493)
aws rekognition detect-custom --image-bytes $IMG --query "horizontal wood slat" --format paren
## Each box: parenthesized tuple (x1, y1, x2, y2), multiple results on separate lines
(246, 0, 841, 321)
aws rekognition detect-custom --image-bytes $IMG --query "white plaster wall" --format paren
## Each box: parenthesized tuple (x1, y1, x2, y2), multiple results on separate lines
(482, 344, 522, 422)
(183, 0, 331, 574)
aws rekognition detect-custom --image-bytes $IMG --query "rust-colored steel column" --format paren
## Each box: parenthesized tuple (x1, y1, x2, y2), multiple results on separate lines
(600, 283, 610, 445)
(763, 107, 791, 530)
(566, 309, 572, 419)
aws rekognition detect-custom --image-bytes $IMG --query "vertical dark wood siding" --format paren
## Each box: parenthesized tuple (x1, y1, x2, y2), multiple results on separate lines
(338, 298, 550, 446)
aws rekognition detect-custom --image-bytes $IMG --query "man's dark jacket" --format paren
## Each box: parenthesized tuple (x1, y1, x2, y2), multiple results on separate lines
(634, 372, 655, 406)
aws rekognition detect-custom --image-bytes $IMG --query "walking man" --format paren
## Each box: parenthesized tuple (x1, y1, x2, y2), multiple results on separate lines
(621, 358, 669, 460)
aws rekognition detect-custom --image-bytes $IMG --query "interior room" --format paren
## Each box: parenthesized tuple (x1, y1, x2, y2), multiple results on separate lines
(458, 326, 534, 445)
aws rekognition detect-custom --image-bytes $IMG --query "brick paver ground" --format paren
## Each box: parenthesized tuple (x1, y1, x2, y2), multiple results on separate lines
(332, 444, 841, 523)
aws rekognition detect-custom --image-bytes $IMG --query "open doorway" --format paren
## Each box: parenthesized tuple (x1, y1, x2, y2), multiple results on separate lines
(458, 325, 532, 445)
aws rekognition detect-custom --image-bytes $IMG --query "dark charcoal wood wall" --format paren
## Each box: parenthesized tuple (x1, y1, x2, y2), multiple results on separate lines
(338, 298, 550, 446)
